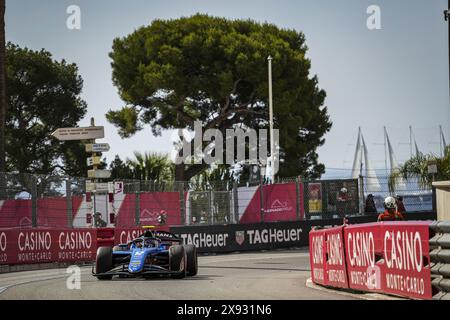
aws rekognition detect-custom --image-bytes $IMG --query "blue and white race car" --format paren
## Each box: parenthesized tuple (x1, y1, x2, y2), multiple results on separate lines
(93, 227, 197, 280)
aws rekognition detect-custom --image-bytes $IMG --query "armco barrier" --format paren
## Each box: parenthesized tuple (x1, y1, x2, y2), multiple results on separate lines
(430, 221, 450, 300)
(310, 221, 433, 300)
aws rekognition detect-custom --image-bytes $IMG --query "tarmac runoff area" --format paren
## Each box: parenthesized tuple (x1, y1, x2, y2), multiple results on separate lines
(0, 249, 399, 300)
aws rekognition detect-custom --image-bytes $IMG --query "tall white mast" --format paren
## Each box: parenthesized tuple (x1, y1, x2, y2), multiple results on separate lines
(385, 127, 406, 190)
(361, 133, 381, 192)
(351, 127, 362, 179)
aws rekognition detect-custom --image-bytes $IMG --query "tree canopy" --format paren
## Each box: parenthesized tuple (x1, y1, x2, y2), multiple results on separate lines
(107, 14, 332, 181)
(109, 152, 174, 181)
(5, 43, 88, 176)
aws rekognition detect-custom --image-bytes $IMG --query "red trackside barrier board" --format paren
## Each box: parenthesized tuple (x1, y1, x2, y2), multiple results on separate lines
(378, 222, 432, 299)
(344, 222, 384, 293)
(309, 228, 326, 286)
(309, 221, 433, 300)
(114, 226, 170, 245)
(240, 183, 304, 223)
(0, 228, 97, 265)
(324, 226, 348, 288)
(310, 226, 349, 288)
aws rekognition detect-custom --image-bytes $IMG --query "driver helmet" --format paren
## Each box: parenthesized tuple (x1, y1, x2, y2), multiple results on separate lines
(384, 196, 397, 210)
(144, 230, 155, 238)
(340, 187, 348, 193)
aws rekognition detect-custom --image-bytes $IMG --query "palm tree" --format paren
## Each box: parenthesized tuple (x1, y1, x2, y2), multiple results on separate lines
(126, 151, 174, 182)
(389, 146, 450, 191)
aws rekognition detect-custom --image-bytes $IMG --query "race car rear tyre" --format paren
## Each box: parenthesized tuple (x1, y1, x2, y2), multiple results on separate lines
(96, 246, 113, 280)
(183, 244, 198, 276)
(169, 245, 186, 279)
(113, 244, 128, 252)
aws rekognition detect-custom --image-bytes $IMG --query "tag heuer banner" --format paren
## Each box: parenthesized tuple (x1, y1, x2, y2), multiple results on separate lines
(170, 218, 365, 253)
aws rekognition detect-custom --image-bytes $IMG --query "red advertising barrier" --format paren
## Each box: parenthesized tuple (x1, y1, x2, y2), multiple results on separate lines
(324, 226, 348, 289)
(345, 222, 384, 293)
(310, 221, 432, 300)
(309, 226, 348, 289)
(0, 228, 97, 265)
(115, 192, 181, 228)
(240, 183, 304, 223)
(309, 228, 326, 286)
(0, 197, 83, 228)
(379, 222, 431, 299)
(114, 226, 170, 245)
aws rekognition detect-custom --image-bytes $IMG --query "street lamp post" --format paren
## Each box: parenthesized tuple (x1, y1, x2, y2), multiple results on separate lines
(268, 56, 275, 184)
(446, 1, 450, 104)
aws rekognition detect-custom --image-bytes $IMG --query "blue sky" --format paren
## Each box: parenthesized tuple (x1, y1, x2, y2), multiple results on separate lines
(5, 0, 449, 177)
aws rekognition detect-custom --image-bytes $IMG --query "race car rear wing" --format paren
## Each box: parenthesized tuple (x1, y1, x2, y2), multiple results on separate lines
(155, 230, 182, 243)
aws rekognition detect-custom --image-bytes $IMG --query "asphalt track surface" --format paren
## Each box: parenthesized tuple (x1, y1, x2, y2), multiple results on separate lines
(0, 249, 358, 300)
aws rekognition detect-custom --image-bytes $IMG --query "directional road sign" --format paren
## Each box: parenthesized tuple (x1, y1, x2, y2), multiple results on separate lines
(87, 169, 112, 179)
(85, 143, 110, 153)
(51, 126, 104, 141)
(87, 156, 102, 167)
(86, 182, 110, 193)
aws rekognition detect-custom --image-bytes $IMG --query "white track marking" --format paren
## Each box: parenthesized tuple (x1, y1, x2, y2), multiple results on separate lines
(200, 252, 309, 264)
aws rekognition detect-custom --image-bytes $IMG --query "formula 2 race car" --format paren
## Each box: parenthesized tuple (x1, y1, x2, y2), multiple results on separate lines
(93, 226, 197, 280)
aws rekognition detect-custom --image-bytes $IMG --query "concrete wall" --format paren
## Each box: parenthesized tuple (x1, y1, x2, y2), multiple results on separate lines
(432, 181, 450, 220)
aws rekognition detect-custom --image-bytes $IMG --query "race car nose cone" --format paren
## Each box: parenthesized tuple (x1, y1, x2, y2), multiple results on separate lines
(128, 249, 146, 273)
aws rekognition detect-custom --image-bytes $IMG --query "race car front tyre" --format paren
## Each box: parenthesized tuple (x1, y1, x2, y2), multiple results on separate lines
(169, 245, 186, 279)
(96, 246, 113, 280)
(183, 244, 198, 276)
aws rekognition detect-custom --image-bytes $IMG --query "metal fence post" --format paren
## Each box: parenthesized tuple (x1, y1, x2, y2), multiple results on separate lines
(233, 182, 239, 224)
(359, 175, 365, 215)
(296, 176, 301, 220)
(31, 175, 37, 227)
(259, 176, 264, 222)
(208, 190, 213, 225)
(179, 182, 186, 225)
(135, 181, 140, 226)
(66, 178, 73, 228)
(322, 181, 328, 219)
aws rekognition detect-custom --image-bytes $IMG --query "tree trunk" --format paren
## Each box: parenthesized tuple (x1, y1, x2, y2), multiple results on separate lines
(0, 0, 6, 199)
(175, 163, 185, 182)
(175, 163, 209, 183)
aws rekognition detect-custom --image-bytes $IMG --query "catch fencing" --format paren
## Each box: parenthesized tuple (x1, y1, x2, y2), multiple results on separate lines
(0, 172, 434, 229)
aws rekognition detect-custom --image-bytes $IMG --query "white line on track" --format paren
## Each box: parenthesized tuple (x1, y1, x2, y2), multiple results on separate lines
(0, 266, 93, 295)
(200, 252, 309, 264)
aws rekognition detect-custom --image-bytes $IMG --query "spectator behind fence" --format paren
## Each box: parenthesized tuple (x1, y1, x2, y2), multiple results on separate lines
(94, 212, 107, 228)
(377, 196, 405, 222)
(336, 187, 351, 217)
(157, 210, 167, 225)
(395, 195, 406, 215)
(364, 194, 378, 215)
(15, 188, 31, 200)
